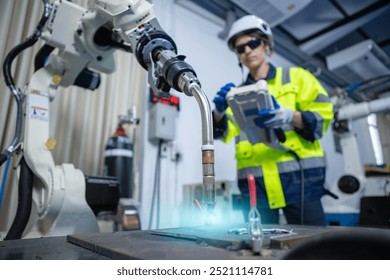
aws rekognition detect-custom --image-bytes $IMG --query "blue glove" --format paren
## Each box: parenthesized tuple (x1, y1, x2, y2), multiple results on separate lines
(254, 96, 294, 129)
(213, 83, 235, 112)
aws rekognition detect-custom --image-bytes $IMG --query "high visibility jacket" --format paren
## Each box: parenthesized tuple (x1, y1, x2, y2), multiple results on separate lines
(217, 64, 334, 209)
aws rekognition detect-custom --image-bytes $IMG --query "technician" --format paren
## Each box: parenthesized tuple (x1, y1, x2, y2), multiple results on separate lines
(213, 15, 334, 225)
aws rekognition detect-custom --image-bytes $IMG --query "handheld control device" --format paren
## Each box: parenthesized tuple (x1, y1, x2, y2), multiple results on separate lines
(226, 79, 280, 147)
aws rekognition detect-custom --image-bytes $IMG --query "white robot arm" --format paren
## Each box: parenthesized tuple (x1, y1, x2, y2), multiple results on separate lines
(39, 0, 204, 96)
(1, 0, 215, 239)
(332, 92, 390, 191)
(324, 88, 390, 216)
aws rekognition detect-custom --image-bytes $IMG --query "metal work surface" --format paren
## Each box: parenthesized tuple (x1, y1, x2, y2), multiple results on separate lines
(66, 224, 337, 260)
(1, 224, 389, 259)
(0, 236, 109, 260)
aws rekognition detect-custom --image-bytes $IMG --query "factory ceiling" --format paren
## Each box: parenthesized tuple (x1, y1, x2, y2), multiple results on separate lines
(187, 0, 390, 101)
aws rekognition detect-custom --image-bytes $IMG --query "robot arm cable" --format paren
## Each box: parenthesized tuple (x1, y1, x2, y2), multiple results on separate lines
(0, 0, 52, 166)
(4, 158, 34, 240)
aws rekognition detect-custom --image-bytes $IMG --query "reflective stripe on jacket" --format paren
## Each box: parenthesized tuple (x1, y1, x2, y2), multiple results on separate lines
(222, 66, 333, 208)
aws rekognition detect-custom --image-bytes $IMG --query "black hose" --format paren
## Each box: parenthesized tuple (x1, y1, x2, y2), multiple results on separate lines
(4, 158, 33, 240)
(0, 153, 8, 167)
(3, 0, 51, 86)
(34, 44, 55, 72)
(274, 128, 286, 143)
(3, 36, 38, 88)
(276, 142, 305, 224)
(0, 0, 51, 167)
(286, 149, 304, 225)
(1, 38, 36, 166)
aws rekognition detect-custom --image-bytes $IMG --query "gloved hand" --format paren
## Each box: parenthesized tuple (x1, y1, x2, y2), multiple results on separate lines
(254, 96, 294, 129)
(212, 83, 235, 113)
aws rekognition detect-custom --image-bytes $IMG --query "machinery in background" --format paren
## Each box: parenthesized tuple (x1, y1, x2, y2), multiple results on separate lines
(0, 0, 216, 239)
(104, 107, 139, 199)
(102, 107, 141, 231)
(323, 85, 390, 227)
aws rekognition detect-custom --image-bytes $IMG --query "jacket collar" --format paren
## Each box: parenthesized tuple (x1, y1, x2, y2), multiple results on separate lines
(244, 63, 276, 85)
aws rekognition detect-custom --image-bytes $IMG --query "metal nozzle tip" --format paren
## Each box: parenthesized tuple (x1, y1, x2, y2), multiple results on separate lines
(206, 202, 215, 213)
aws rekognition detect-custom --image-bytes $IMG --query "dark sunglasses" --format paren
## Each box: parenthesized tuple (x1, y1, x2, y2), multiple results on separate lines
(235, 38, 262, 54)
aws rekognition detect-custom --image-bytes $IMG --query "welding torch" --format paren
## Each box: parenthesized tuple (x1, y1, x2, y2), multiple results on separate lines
(127, 16, 216, 214)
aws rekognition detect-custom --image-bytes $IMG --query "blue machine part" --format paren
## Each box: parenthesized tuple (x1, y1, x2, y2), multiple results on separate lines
(325, 213, 360, 226)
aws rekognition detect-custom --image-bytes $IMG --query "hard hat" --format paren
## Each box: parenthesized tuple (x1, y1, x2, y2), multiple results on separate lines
(227, 15, 274, 51)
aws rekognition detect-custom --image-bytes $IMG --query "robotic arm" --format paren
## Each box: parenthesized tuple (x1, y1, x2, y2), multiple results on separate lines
(72, 0, 216, 213)
(326, 88, 390, 215)
(332, 91, 390, 191)
(1, 0, 215, 239)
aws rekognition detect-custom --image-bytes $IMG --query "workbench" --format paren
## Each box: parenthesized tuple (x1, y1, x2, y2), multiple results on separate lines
(1, 224, 389, 259)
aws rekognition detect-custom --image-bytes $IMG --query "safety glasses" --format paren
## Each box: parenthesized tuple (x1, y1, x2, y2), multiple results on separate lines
(235, 38, 262, 54)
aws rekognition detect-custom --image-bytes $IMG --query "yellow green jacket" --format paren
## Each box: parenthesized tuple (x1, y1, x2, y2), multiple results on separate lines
(214, 64, 334, 209)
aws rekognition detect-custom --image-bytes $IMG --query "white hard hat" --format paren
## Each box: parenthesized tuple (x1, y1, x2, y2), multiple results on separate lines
(227, 15, 274, 51)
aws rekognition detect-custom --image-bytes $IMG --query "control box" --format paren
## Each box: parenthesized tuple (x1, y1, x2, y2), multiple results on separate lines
(148, 102, 177, 141)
